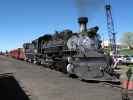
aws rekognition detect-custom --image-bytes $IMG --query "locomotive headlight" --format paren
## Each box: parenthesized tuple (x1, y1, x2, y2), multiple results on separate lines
(34, 49, 37, 54)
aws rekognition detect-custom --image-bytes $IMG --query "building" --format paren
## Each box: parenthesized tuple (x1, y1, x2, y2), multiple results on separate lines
(101, 40, 127, 50)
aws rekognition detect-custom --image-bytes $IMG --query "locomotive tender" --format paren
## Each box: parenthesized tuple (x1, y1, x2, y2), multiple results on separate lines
(23, 17, 120, 82)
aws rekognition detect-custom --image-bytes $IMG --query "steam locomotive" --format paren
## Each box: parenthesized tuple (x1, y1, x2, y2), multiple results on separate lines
(23, 17, 120, 82)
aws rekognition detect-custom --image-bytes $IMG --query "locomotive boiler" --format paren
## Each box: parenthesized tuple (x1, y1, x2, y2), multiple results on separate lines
(23, 17, 120, 82)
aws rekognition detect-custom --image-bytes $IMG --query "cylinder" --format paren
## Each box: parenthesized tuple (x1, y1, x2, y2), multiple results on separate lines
(78, 17, 88, 33)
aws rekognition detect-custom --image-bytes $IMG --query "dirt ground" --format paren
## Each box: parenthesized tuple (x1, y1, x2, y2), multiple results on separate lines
(0, 55, 132, 100)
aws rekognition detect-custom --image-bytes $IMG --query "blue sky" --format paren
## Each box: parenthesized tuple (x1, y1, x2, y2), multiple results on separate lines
(0, 0, 132, 51)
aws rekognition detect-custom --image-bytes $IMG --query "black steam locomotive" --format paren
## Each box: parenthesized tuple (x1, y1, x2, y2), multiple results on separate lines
(23, 17, 120, 82)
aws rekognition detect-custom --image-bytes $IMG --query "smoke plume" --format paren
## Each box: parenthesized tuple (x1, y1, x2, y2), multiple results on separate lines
(74, 0, 104, 17)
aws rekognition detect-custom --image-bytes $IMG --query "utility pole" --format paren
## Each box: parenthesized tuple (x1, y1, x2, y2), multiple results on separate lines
(105, 2, 117, 56)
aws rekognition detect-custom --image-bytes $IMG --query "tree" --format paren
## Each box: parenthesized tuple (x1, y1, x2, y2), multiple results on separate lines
(122, 32, 133, 49)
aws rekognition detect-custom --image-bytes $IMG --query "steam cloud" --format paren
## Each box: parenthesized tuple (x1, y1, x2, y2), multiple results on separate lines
(74, 0, 104, 17)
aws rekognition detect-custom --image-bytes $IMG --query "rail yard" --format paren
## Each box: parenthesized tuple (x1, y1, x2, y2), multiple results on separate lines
(0, 0, 133, 100)
(1, 10, 133, 100)
(1, 16, 133, 99)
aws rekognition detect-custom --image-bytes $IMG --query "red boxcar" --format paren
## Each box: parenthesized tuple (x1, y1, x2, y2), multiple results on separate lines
(9, 48, 25, 60)
(0, 51, 4, 55)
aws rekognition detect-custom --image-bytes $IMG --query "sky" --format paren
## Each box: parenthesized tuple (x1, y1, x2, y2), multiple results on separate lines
(0, 0, 133, 51)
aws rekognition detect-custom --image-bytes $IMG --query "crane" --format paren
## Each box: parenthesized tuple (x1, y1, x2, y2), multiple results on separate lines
(105, 2, 117, 56)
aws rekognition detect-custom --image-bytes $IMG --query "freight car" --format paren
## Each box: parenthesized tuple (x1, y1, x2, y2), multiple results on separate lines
(23, 17, 120, 82)
(0, 51, 4, 55)
(9, 48, 25, 60)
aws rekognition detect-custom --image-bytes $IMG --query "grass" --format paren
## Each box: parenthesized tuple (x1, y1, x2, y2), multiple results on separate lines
(127, 65, 133, 67)
(118, 49, 133, 56)
(103, 48, 133, 56)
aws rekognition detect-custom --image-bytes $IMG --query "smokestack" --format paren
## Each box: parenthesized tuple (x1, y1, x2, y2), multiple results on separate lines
(78, 17, 88, 32)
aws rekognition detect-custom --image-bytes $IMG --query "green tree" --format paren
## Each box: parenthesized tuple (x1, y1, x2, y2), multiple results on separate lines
(122, 32, 133, 49)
